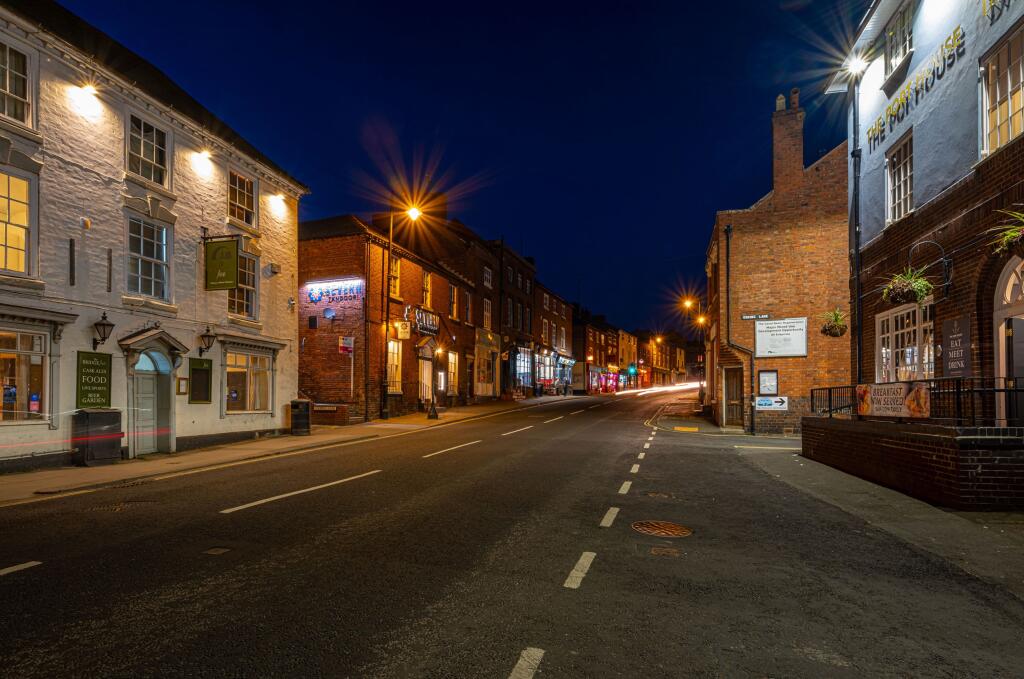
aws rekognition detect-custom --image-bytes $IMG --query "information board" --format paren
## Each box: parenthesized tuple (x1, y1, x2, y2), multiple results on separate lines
(755, 318, 807, 358)
(76, 351, 112, 408)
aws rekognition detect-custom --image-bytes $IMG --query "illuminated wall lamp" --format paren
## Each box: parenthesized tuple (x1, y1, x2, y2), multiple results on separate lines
(197, 326, 217, 356)
(92, 312, 114, 350)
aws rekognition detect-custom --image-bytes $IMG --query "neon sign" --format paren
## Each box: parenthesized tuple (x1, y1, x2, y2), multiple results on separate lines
(306, 278, 364, 303)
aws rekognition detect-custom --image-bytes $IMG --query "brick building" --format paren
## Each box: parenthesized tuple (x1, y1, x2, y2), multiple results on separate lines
(534, 281, 574, 394)
(572, 309, 618, 393)
(636, 331, 670, 387)
(704, 88, 850, 433)
(491, 242, 536, 397)
(618, 329, 638, 390)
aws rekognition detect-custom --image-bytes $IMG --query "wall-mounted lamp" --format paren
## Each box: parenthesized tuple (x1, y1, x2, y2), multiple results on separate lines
(92, 312, 114, 350)
(197, 326, 217, 356)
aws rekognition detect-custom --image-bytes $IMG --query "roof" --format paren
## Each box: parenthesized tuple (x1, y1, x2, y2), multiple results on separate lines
(299, 215, 369, 241)
(3, 0, 308, 192)
(823, 0, 900, 94)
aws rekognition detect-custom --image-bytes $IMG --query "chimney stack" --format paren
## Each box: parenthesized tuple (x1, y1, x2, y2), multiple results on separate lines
(772, 87, 805, 192)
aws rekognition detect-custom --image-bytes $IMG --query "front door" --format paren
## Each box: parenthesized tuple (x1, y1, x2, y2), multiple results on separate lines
(134, 372, 158, 454)
(724, 367, 743, 426)
(1006, 318, 1024, 426)
(419, 359, 433, 403)
(467, 357, 475, 399)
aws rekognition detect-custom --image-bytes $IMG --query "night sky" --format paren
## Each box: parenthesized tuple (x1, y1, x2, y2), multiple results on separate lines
(60, 0, 870, 334)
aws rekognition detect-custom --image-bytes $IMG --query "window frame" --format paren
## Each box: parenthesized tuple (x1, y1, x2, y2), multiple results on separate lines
(228, 250, 259, 320)
(483, 266, 493, 289)
(885, 132, 914, 225)
(422, 271, 432, 307)
(982, 22, 1024, 157)
(483, 298, 492, 330)
(0, 167, 36, 278)
(126, 215, 172, 301)
(388, 255, 401, 298)
(464, 291, 472, 325)
(125, 112, 171, 189)
(447, 350, 458, 395)
(543, 293, 550, 310)
(224, 350, 273, 413)
(227, 168, 258, 229)
(0, 39, 32, 128)
(449, 283, 459, 320)
(387, 339, 402, 393)
(884, 1, 913, 77)
(875, 300, 935, 383)
(0, 326, 47, 423)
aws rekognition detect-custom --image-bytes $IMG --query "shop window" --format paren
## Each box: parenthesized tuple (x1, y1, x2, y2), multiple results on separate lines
(983, 24, 1024, 155)
(0, 329, 45, 421)
(447, 351, 458, 395)
(886, 134, 913, 224)
(228, 252, 258, 319)
(516, 349, 532, 387)
(884, 1, 913, 77)
(876, 302, 934, 383)
(0, 170, 31, 276)
(387, 339, 401, 393)
(225, 351, 272, 412)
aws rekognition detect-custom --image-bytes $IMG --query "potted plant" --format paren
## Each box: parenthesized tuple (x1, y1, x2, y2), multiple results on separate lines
(882, 266, 933, 306)
(820, 308, 848, 337)
(991, 209, 1024, 257)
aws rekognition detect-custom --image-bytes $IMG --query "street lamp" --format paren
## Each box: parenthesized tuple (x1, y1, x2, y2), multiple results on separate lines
(380, 205, 422, 420)
(92, 312, 115, 350)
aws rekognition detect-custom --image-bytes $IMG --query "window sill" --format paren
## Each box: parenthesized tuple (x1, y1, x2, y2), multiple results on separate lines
(388, 295, 404, 304)
(0, 116, 42, 144)
(225, 410, 274, 416)
(124, 173, 177, 201)
(0, 273, 44, 292)
(121, 295, 179, 316)
(228, 315, 263, 331)
(881, 49, 914, 98)
(226, 215, 260, 237)
(387, 391, 403, 395)
(0, 418, 50, 426)
(884, 209, 915, 229)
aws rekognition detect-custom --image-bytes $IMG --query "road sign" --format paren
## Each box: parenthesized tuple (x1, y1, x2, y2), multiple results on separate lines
(338, 336, 355, 354)
(755, 396, 788, 411)
(741, 313, 770, 320)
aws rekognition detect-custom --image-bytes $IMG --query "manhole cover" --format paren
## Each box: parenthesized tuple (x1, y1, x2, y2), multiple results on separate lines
(631, 520, 692, 538)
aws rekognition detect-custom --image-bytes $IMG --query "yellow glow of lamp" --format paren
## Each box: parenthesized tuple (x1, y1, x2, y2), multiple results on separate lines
(697, 315, 707, 325)
(406, 207, 422, 221)
(683, 299, 693, 310)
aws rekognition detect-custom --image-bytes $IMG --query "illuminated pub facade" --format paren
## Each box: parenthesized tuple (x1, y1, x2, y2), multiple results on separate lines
(805, 0, 1024, 508)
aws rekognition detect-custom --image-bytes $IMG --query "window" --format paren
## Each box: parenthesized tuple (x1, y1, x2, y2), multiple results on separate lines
(0, 171, 30, 275)
(127, 217, 169, 300)
(388, 255, 400, 297)
(543, 293, 550, 310)
(506, 296, 513, 327)
(464, 292, 471, 324)
(0, 329, 45, 421)
(562, 303, 567, 318)
(506, 266, 513, 283)
(559, 326, 566, 350)
(447, 351, 458, 395)
(525, 306, 532, 333)
(525, 278, 532, 294)
(517, 272, 523, 289)
(483, 266, 493, 289)
(516, 348, 532, 387)
(228, 253, 257, 318)
(483, 298, 492, 330)
(515, 302, 522, 330)
(0, 42, 29, 125)
(228, 171, 256, 226)
(886, 134, 913, 223)
(984, 25, 1024, 155)
(542, 318, 549, 342)
(128, 115, 168, 186)
(876, 302, 934, 383)
(884, 1, 913, 76)
(225, 351, 271, 412)
(422, 271, 432, 306)
(449, 284, 459, 319)
(386, 339, 401, 393)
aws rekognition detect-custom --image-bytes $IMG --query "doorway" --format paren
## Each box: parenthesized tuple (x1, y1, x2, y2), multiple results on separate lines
(131, 349, 172, 456)
(724, 367, 743, 426)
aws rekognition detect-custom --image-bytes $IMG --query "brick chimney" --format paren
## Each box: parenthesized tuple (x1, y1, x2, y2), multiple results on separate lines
(772, 87, 805, 192)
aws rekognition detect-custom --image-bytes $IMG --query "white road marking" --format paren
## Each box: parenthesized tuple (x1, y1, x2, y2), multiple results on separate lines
(570, 409, 585, 415)
(423, 440, 482, 458)
(0, 560, 42, 576)
(563, 551, 597, 589)
(647, 436, 654, 441)
(638, 452, 645, 460)
(509, 647, 545, 679)
(220, 470, 382, 514)
(588, 404, 601, 409)
(643, 443, 651, 449)
(651, 431, 657, 436)
(544, 416, 564, 423)
(599, 507, 619, 527)
(734, 445, 802, 451)
(618, 480, 632, 494)
(630, 464, 640, 474)
(501, 426, 534, 436)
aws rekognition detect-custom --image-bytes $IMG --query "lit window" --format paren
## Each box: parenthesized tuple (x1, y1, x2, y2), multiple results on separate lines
(387, 339, 401, 393)
(483, 266, 493, 289)
(506, 296, 513, 327)
(542, 318, 549, 343)
(388, 255, 400, 297)
(422, 271, 431, 306)
(447, 351, 458, 395)
(127, 217, 169, 300)
(225, 351, 272, 412)
(0, 329, 45, 421)
(884, 2, 913, 76)
(0, 42, 28, 125)
(984, 25, 1024, 155)
(876, 302, 934, 383)
(886, 134, 913, 223)
(516, 348, 533, 387)
(228, 253, 258, 319)
(128, 115, 168, 186)
(449, 284, 459, 319)
(228, 171, 256, 226)
(0, 171, 30, 275)
(483, 298, 492, 330)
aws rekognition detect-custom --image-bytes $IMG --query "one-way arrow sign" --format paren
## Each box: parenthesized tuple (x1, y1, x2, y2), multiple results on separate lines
(755, 396, 789, 411)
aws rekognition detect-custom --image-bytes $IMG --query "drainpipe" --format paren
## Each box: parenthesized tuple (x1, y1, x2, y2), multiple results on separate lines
(724, 224, 756, 435)
(851, 73, 864, 385)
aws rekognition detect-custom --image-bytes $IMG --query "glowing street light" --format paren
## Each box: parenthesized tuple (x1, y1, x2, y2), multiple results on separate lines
(407, 206, 422, 221)
(381, 202, 425, 420)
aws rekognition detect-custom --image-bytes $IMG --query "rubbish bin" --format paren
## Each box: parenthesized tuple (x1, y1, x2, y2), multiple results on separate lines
(72, 409, 124, 466)
(291, 399, 311, 436)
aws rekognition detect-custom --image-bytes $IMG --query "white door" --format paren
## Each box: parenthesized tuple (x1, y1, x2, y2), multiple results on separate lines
(134, 373, 157, 454)
(419, 359, 432, 402)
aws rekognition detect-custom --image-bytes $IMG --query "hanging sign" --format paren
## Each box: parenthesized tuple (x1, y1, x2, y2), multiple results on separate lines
(76, 351, 112, 408)
(755, 318, 807, 358)
(204, 238, 239, 290)
(856, 382, 930, 418)
(395, 321, 411, 340)
(414, 307, 440, 336)
(942, 315, 972, 378)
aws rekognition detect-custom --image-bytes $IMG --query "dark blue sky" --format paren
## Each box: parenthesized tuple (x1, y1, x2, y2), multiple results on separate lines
(62, 0, 868, 333)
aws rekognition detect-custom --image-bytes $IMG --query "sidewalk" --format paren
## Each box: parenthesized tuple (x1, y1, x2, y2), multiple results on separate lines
(0, 394, 578, 507)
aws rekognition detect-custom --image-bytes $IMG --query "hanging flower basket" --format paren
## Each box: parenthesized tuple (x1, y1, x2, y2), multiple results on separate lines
(819, 308, 848, 337)
(882, 267, 933, 306)
(991, 210, 1024, 258)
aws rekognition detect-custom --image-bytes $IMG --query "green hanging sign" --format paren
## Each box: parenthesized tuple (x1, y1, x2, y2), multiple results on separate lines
(205, 238, 238, 290)
(76, 351, 112, 408)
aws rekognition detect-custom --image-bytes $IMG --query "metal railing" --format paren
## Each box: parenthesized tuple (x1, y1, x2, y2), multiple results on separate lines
(810, 377, 1024, 427)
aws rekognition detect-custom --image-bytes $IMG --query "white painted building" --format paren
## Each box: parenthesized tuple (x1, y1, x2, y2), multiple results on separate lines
(0, 2, 306, 470)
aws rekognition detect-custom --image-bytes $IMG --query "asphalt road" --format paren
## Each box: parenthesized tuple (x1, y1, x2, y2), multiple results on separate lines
(1, 392, 1023, 678)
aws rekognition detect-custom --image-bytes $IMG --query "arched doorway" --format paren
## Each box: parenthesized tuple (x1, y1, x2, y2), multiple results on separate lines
(131, 349, 172, 455)
(992, 255, 1024, 424)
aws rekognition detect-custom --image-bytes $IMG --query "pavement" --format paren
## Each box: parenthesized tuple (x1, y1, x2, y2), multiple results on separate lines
(1, 390, 1023, 677)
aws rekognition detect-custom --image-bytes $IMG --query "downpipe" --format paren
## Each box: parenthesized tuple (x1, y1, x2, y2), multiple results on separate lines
(724, 224, 756, 435)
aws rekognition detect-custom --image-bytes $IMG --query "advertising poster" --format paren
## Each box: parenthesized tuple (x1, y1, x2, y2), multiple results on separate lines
(855, 382, 930, 418)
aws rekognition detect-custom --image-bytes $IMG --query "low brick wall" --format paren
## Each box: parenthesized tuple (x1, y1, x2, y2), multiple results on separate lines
(310, 403, 350, 426)
(802, 417, 1024, 510)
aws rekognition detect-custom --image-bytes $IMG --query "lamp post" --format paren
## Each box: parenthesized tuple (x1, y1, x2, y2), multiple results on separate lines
(380, 205, 422, 420)
(682, 296, 708, 398)
(846, 55, 867, 385)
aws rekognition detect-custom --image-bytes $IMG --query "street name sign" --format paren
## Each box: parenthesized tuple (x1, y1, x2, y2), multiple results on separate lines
(741, 313, 770, 320)
(755, 318, 807, 358)
(755, 396, 788, 411)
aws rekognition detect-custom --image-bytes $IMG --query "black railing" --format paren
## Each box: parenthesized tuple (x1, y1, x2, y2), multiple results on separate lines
(810, 377, 1024, 427)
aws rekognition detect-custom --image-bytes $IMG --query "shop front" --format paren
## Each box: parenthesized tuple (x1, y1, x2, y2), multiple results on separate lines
(556, 355, 575, 394)
(474, 328, 499, 400)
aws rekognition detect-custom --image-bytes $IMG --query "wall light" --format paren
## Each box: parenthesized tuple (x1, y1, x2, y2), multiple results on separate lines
(190, 149, 214, 179)
(269, 193, 287, 218)
(67, 84, 103, 121)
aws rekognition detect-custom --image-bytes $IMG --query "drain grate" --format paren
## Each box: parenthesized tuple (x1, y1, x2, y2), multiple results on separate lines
(631, 520, 693, 538)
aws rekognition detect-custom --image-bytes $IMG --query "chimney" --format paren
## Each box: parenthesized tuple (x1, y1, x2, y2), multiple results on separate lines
(772, 87, 805, 191)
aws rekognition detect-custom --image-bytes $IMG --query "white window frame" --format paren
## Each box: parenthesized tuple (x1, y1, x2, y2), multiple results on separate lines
(483, 266, 493, 289)
(228, 251, 259, 319)
(543, 293, 549, 310)
(227, 168, 258, 229)
(126, 112, 171, 188)
(224, 350, 273, 413)
(982, 23, 1024, 156)
(422, 271, 432, 307)
(875, 300, 934, 383)
(126, 215, 171, 301)
(542, 318, 549, 343)
(0, 167, 35, 278)
(0, 326, 47, 423)
(388, 255, 400, 297)
(447, 351, 458, 395)
(884, 1, 913, 77)
(0, 39, 31, 128)
(449, 284, 459, 320)
(559, 326, 566, 350)
(886, 132, 913, 224)
(483, 298, 492, 330)
(387, 339, 402, 393)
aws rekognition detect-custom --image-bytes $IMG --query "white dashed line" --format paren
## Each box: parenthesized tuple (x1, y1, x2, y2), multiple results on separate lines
(638, 452, 645, 460)
(0, 560, 42, 576)
(647, 436, 653, 441)
(588, 404, 601, 409)
(643, 443, 651, 449)
(570, 409, 585, 415)
(509, 647, 545, 679)
(651, 430, 657, 436)
(544, 416, 564, 423)
(423, 440, 482, 458)
(220, 470, 382, 514)
(563, 551, 596, 589)
(501, 426, 534, 436)
(599, 507, 620, 527)
(630, 464, 640, 474)
(618, 480, 632, 494)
